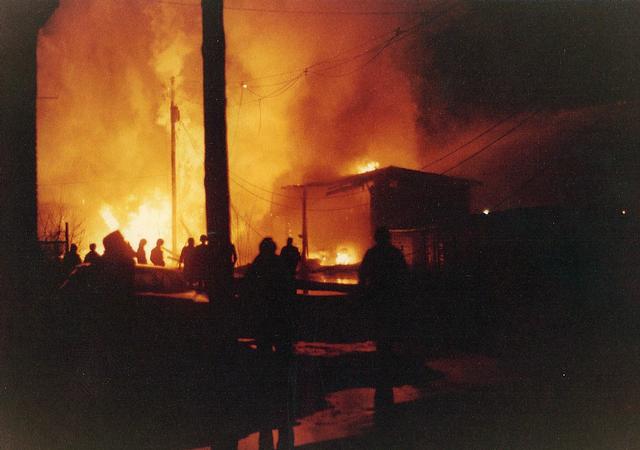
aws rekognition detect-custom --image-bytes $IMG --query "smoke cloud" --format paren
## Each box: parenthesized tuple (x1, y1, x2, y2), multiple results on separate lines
(37, 0, 640, 262)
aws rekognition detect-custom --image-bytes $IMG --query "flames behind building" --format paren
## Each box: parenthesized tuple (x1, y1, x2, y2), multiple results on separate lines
(36, 1, 640, 265)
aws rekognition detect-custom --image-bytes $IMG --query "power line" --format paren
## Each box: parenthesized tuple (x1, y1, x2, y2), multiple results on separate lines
(231, 177, 299, 209)
(230, 170, 366, 201)
(306, 29, 411, 79)
(421, 110, 521, 171)
(440, 109, 542, 175)
(308, 5, 457, 79)
(224, 5, 434, 16)
(244, 73, 304, 101)
(238, 1, 456, 91)
(155, 0, 438, 16)
(230, 202, 265, 238)
(230, 174, 299, 200)
(231, 177, 369, 212)
(238, 22, 412, 85)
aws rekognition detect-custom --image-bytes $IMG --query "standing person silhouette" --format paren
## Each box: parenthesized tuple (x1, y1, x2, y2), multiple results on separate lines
(279, 237, 301, 278)
(179, 237, 196, 285)
(245, 238, 294, 356)
(62, 243, 82, 274)
(193, 234, 208, 289)
(84, 243, 101, 264)
(358, 227, 408, 366)
(150, 239, 165, 267)
(135, 239, 147, 265)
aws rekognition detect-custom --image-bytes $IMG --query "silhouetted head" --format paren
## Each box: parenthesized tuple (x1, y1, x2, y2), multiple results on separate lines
(70, 244, 78, 253)
(286, 237, 293, 246)
(89, 243, 96, 252)
(200, 234, 208, 244)
(187, 237, 195, 246)
(374, 227, 391, 245)
(259, 237, 277, 256)
(138, 239, 147, 248)
(103, 230, 127, 255)
(156, 239, 164, 247)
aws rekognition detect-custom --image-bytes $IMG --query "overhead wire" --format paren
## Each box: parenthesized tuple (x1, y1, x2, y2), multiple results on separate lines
(420, 110, 521, 170)
(486, 112, 605, 210)
(238, 19, 419, 86)
(155, 0, 438, 15)
(440, 109, 542, 175)
(308, 4, 458, 78)
(230, 202, 265, 238)
(230, 173, 299, 200)
(231, 177, 369, 212)
(180, 121, 364, 203)
(223, 5, 438, 16)
(239, 1, 456, 94)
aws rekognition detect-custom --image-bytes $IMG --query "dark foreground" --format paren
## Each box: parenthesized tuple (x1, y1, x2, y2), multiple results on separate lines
(3, 285, 640, 449)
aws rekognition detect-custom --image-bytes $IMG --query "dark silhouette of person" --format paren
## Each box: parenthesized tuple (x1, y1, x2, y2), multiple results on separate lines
(179, 237, 196, 285)
(193, 234, 208, 289)
(62, 243, 82, 274)
(135, 238, 147, 264)
(244, 238, 294, 356)
(209, 232, 239, 268)
(358, 227, 408, 365)
(83, 243, 101, 264)
(100, 230, 136, 297)
(94, 230, 137, 381)
(150, 239, 165, 267)
(279, 237, 300, 278)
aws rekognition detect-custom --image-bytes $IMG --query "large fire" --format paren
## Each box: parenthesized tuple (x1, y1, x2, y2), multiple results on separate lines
(309, 245, 358, 266)
(356, 161, 380, 174)
(36, 0, 425, 265)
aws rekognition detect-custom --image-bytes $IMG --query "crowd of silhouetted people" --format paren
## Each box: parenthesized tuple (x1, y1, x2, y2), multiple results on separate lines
(57, 226, 407, 364)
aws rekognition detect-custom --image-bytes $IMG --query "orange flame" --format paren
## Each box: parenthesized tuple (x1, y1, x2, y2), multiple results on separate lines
(356, 161, 380, 174)
(37, 0, 423, 263)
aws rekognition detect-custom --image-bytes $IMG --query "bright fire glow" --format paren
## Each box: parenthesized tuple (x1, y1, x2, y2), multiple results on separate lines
(308, 250, 328, 265)
(483, 209, 490, 215)
(120, 197, 171, 250)
(98, 192, 172, 259)
(37, 1, 422, 265)
(356, 161, 380, 174)
(335, 247, 356, 265)
(310, 246, 358, 266)
(100, 205, 119, 230)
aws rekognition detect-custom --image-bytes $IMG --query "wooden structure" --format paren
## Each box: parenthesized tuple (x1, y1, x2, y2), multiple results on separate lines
(299, 166, 476, 271)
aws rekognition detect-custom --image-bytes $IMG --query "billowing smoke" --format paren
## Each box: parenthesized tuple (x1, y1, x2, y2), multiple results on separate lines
(38, 0, 205, 260)
(37, 0, 640, 263)
(406, 2, 640, 210)
(38, 0, 437, 263)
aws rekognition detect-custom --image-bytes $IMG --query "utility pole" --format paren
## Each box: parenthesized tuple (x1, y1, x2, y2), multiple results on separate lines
(201, 0, 234, 346)
(301, 186, 309, 263)
(170, 77, 179, 257)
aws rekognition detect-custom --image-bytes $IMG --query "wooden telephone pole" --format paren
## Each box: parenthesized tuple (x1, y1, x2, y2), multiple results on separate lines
(170, 77, 179, 256)
(201, 0, 234, 340)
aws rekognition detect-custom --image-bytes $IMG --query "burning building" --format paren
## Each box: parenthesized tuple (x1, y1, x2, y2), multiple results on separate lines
(35, 1, 639, 267)
(285, 166, 475, 269)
